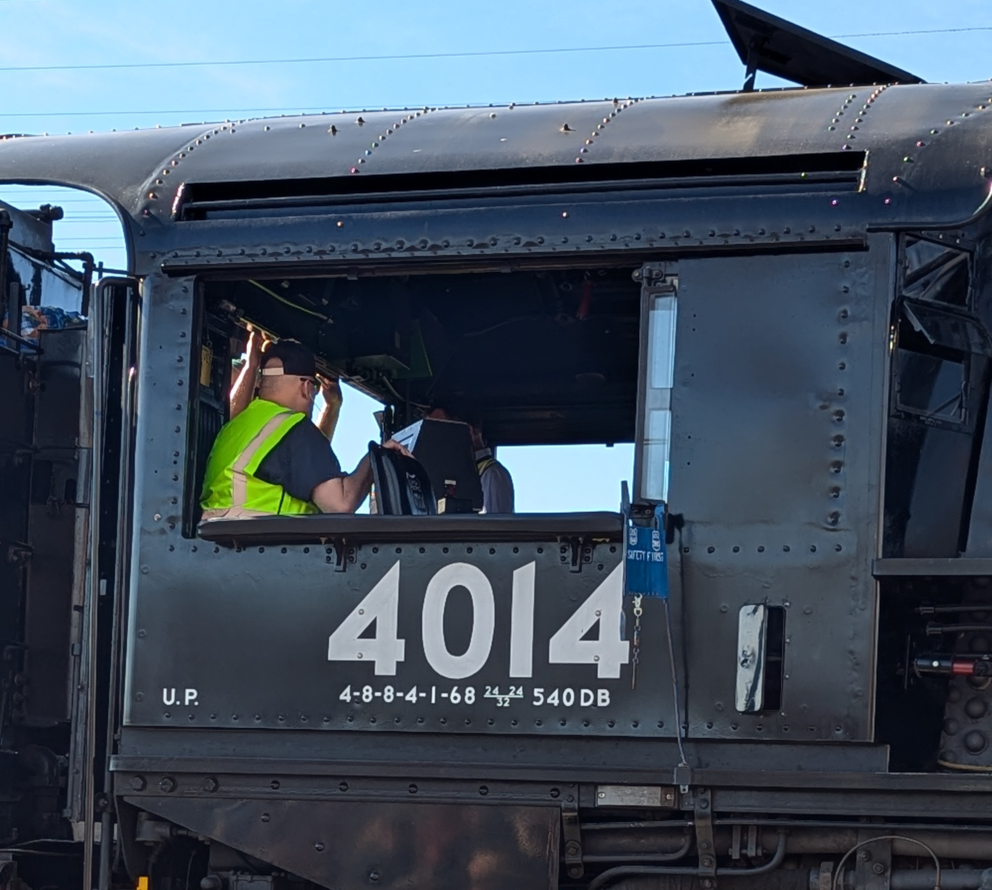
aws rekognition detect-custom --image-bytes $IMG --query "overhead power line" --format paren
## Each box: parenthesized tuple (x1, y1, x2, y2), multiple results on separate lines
(2, 105, 426, 117)
(0, 27, 990, 74)
(3, 42, 723, 73)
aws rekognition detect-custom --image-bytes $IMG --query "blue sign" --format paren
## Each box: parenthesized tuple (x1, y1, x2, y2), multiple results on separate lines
(624, 505, 669, 599)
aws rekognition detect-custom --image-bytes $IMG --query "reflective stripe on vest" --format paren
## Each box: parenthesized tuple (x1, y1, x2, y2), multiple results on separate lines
(200, 399, 318, 516)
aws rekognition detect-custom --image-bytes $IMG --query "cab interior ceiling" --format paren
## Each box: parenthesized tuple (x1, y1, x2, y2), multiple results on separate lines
(203, 265, 642, 446)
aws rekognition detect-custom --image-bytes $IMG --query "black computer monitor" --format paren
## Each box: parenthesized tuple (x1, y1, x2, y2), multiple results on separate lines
(391, 418, 484, 512)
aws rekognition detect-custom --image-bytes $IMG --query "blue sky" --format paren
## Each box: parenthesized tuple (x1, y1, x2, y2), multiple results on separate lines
(1, 0, 990, 511)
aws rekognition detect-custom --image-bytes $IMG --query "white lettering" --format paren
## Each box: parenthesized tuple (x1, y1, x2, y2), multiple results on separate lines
(422, 563, 495, 679)
(549, 564, 629, 679)
(327, 562, 406, 676)
(509, 562, 536, 678)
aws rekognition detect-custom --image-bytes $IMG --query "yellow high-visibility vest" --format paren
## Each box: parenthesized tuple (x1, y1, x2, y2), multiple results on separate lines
(200, 398, 318, 516)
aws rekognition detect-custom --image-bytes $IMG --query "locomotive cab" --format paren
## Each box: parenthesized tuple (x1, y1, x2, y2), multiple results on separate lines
(9, 3, 992, 883)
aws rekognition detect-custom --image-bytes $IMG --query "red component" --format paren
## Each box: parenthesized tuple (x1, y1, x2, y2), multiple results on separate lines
(577, 280, 593, 320)
(952, 659, 976, 676)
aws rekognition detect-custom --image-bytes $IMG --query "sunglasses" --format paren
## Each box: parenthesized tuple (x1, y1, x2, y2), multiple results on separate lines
(300, 377, 319, 391)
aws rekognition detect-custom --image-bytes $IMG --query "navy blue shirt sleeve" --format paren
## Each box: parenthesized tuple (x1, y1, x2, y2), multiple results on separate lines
(255, 419, 344, 504)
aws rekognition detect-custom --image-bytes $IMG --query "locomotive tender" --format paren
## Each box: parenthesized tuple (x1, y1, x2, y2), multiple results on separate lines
(5, 2, 992, 888)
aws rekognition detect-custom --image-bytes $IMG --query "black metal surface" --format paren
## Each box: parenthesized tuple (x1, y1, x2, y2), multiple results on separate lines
(22, 329, 85, 726)
(112, 728, 889, 778)
(126, 796, 559, 890)
(937, 619, 992, 770)
(669, 245, 891, 742)
(199, 512, 624, 544)
(124, 537, 672, 737)
(874, 559, 992, 577)
(711, 0, 924, 88)
(3, 84, 992, 278)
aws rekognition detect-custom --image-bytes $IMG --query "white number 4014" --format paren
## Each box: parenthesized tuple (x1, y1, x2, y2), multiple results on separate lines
(327, 561, 627, 681)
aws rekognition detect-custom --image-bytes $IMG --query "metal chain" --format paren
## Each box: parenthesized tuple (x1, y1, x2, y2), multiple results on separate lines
(631, 594, 643, 690)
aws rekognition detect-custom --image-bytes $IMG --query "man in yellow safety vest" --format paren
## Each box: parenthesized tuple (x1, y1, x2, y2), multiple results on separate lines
(200, 339, 409, 519)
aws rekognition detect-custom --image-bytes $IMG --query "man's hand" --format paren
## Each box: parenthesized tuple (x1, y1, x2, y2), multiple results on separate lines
(381, 439, 413, 459)
(319, 375, 343, 410)
(230, 328, 268, 419)
(246, 329, 263, 368)
(315, 375, 343, 442)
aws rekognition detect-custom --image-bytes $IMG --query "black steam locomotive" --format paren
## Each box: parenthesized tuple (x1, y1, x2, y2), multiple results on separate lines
(4, 2, 992, 889)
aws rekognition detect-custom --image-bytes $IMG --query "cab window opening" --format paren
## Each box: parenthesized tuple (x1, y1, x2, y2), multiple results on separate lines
(184, 263, 657, 533)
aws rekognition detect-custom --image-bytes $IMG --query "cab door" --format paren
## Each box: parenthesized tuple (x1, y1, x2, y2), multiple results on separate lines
(663, 242, 893, 743)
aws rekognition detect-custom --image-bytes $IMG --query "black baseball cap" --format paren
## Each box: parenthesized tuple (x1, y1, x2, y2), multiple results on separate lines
(260, 339, 317, 378)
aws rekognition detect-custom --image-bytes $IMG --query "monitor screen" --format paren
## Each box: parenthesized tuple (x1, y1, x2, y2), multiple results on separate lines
(391, 418, 484, 512)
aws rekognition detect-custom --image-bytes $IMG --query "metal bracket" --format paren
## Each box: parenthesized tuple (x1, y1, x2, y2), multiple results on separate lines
(568, 537, 590, 573)
(561, 793, 584, 880)
(856, 833, 892, 890)
(730, 824, 761, 861)
(634, 262, 672, 285)
(332, 537, 348, 572)
(694, 788, 717, 885)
